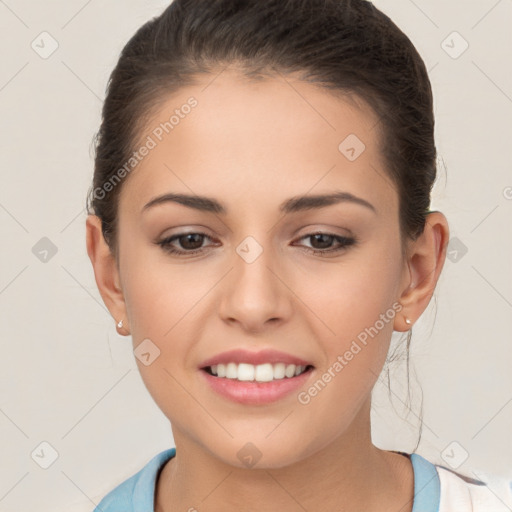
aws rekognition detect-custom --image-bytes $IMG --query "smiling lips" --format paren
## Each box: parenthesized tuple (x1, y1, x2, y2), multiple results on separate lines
(199, 348, 314, 403)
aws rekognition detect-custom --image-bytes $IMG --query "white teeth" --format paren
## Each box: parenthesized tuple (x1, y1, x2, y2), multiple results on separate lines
(273, 363, 286, 379)
(285, 364, 296, 378)
(208, 362, 309, 382)
(293, 365, 306, 376)
(255, 363, 273, 382)
(237, 363, 255, 381)
(226, 362, 238, 379)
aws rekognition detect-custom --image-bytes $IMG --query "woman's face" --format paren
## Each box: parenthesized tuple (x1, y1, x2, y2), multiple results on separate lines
(114, 69, 411, 467)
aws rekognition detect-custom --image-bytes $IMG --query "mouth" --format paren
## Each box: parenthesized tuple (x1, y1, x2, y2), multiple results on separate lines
(202, 362, 315, 382)
(198, 348, 315, 404)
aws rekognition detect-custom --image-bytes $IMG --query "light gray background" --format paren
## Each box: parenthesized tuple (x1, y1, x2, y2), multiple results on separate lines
(0, 0, 511, 510)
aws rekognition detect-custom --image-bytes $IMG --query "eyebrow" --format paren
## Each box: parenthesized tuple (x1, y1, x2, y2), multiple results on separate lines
(142, 191, 377, 215)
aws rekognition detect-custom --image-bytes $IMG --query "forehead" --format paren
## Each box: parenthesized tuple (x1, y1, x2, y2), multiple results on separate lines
(120, 68, 397, 217)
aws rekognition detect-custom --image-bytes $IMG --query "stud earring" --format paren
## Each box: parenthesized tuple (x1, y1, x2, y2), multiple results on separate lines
(117, 319, 123, 328)
(404, 317, 412, 326)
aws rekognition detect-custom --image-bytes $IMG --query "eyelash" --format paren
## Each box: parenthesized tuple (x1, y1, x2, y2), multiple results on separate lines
(156, 231, 356, 257)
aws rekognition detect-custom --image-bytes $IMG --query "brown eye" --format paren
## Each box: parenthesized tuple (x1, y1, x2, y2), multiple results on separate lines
(297, 232, 356, 256)
(157, 232, 213, 255)
(176, 233, 205, 250)
(309, 233, 336, 249)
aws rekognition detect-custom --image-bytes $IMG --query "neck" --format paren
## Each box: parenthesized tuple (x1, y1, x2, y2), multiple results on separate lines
(155, 400, 414, 512)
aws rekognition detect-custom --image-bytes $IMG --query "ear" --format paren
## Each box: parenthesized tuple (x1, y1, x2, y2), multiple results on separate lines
(395, 211, 450, 332)
(85, 215, 130, 335)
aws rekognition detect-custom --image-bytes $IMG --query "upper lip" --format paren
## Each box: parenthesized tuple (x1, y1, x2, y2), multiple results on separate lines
(199, 349, 313, 368)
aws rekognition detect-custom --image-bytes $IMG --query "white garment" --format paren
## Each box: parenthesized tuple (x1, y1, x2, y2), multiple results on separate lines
(437, 465, 512, 511)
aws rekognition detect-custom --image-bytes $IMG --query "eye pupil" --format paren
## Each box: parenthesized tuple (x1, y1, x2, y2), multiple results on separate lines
(181, 233, 203, 249)
(311, 233, 333, 249)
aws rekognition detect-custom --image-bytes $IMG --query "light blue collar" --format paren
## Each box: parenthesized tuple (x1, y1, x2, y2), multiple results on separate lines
(410, 452, 441, 512)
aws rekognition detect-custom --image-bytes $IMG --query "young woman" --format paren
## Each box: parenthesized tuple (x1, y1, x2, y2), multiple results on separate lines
(85, 1, 512, 510)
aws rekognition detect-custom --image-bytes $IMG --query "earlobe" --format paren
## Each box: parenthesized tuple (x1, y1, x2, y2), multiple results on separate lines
(85, 215, 130, 335)
(395, 212, 450, 332)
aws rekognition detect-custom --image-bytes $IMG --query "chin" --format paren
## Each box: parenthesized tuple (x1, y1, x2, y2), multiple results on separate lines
(204, 433, 318, 471)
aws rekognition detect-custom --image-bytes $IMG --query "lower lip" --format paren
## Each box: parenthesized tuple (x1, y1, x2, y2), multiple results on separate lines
(200, 368, 314, 405)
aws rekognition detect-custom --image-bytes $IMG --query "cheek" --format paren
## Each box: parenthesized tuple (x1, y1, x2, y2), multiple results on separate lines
(292, 240, 403, 399)
(120, 240, 214, 339)
(294, 271, 400, 438)
(299, 248, 402, 341)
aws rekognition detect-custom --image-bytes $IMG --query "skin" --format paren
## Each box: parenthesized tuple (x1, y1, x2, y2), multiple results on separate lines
(86, 67, 449, 511)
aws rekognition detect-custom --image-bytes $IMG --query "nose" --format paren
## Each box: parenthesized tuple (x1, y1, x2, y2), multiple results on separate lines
(218, 238, 292, 334)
